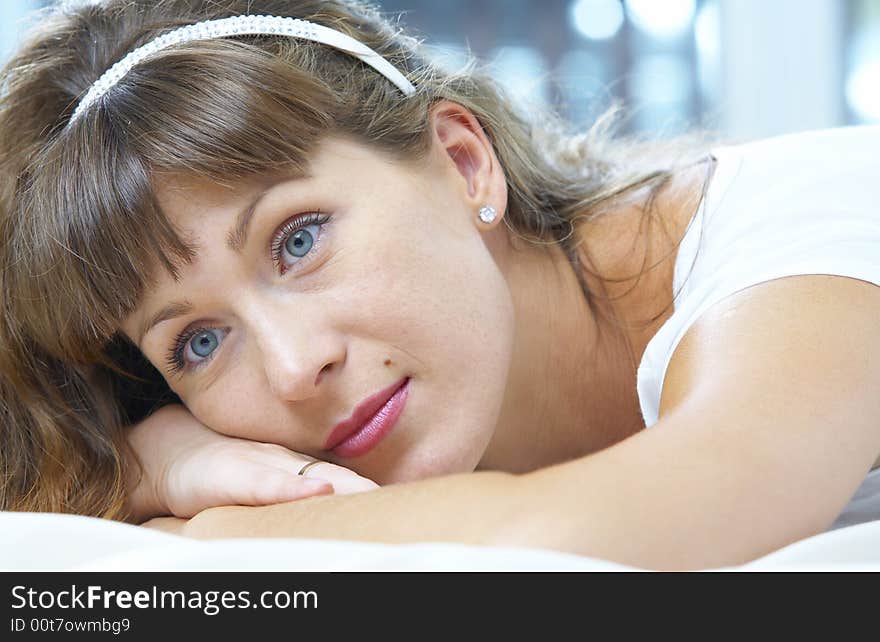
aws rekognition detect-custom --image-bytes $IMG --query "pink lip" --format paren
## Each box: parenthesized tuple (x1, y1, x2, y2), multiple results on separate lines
(325, 377, 410, 458)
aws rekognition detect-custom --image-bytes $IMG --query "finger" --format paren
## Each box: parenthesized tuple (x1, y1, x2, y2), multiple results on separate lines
(296, 461, 380, 494)
(230, 469, 334, 506)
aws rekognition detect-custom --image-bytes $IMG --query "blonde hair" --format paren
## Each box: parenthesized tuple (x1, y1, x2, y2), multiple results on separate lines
(0, 0, 712, 518)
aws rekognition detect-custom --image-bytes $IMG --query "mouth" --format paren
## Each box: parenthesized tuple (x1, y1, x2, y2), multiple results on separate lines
(325, 377, 410, 458)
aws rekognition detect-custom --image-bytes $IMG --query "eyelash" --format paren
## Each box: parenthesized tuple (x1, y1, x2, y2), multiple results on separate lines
(270, 211, 331, 275)
(164, 210, 332, 376)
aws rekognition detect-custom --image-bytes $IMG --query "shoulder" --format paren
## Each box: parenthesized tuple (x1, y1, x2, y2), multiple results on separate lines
(623, 273, 880, 551)
(659, 273, 880, 468)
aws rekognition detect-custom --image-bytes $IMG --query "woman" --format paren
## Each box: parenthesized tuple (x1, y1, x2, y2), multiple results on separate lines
(0, 0, 878, 571)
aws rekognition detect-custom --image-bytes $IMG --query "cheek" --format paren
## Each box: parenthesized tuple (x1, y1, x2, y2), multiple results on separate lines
(187, 383, 289, 445)
(337, 220, 513, 360)
(337, 217, 516, 476)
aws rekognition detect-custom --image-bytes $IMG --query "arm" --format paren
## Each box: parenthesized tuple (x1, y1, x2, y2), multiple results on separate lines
(161, 275, 880, 570)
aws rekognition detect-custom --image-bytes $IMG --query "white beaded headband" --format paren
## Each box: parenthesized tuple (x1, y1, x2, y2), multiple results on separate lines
(69, 14, 416, 125)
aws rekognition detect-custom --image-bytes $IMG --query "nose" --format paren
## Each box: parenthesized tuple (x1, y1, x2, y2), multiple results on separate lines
(248, 300, 346, 402)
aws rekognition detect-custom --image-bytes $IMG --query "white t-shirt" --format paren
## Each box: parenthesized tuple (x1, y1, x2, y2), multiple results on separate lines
(634, 125, 880, 532)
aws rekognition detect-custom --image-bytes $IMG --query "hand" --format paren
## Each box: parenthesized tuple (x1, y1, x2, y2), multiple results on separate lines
(125, 404, 379, 523)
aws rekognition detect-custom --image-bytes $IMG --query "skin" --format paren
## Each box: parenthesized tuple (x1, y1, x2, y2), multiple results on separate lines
(122, 101, 708, 485)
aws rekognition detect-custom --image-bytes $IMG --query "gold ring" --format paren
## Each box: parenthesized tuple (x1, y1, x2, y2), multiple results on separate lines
(297, 460, 323, 476)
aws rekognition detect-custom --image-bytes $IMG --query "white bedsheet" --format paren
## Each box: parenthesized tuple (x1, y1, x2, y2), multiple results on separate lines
(1, 511, 877, 571)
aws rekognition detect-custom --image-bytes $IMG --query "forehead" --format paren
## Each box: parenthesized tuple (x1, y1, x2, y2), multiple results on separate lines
(153, 136, 416, 216)
(153, 173, 272, 223)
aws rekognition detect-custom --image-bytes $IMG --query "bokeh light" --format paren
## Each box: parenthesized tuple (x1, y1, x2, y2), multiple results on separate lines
(570, 0, 625, 41)
(846, 60, 880, 121)
(625, 0, 696, 40)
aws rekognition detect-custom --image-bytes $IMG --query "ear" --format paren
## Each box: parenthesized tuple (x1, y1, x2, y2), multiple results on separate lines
(427, 100, 507, 226)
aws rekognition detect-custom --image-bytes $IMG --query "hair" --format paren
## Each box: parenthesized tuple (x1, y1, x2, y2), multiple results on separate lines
(0, 0, 714, 519)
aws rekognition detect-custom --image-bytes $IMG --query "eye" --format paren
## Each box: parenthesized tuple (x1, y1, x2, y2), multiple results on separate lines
(271, 212, 331, 274)
(166, 326, 228, 375)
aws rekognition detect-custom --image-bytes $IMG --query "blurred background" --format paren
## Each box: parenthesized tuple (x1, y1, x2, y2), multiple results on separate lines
(2, 0, 879, 142)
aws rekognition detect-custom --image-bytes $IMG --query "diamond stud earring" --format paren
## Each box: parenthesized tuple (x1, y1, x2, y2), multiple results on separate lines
(478, 205, 497, 223)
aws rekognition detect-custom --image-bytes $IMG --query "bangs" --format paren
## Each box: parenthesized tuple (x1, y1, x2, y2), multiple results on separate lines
(10, 40, 341, 363)
(100, 40, 337, 184)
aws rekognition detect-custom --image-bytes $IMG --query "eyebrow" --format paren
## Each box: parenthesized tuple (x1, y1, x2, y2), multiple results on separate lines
(225, 185, 273, 253)
(137, 173, 312, 346)
(137, 300, 194, 348)
(226, 174, 307, 252)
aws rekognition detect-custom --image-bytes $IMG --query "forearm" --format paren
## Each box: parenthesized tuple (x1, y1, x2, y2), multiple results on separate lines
(155, 458, 734, 570)
(180, 470, 526, 547)
(173, 453, 688, 563)
(146, 460, 653, 565)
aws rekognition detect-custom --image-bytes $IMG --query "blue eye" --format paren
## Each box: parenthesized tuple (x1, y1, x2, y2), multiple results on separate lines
(190, 329, 219, 358)
(271, 212, 331, 274)
(166, 326, 228, 375)
(285, 226, 315, 258)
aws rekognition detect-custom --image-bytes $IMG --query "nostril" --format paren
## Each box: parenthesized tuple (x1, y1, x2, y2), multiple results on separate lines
(315, 362, 333, 387)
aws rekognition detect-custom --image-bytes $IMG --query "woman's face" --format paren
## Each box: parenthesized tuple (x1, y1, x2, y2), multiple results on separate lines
(121, 110, 516, 484)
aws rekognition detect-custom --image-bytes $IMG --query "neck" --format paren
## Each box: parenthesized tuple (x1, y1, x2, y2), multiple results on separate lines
(476, 234, 643, 474)
(478, 159, 713, 474)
